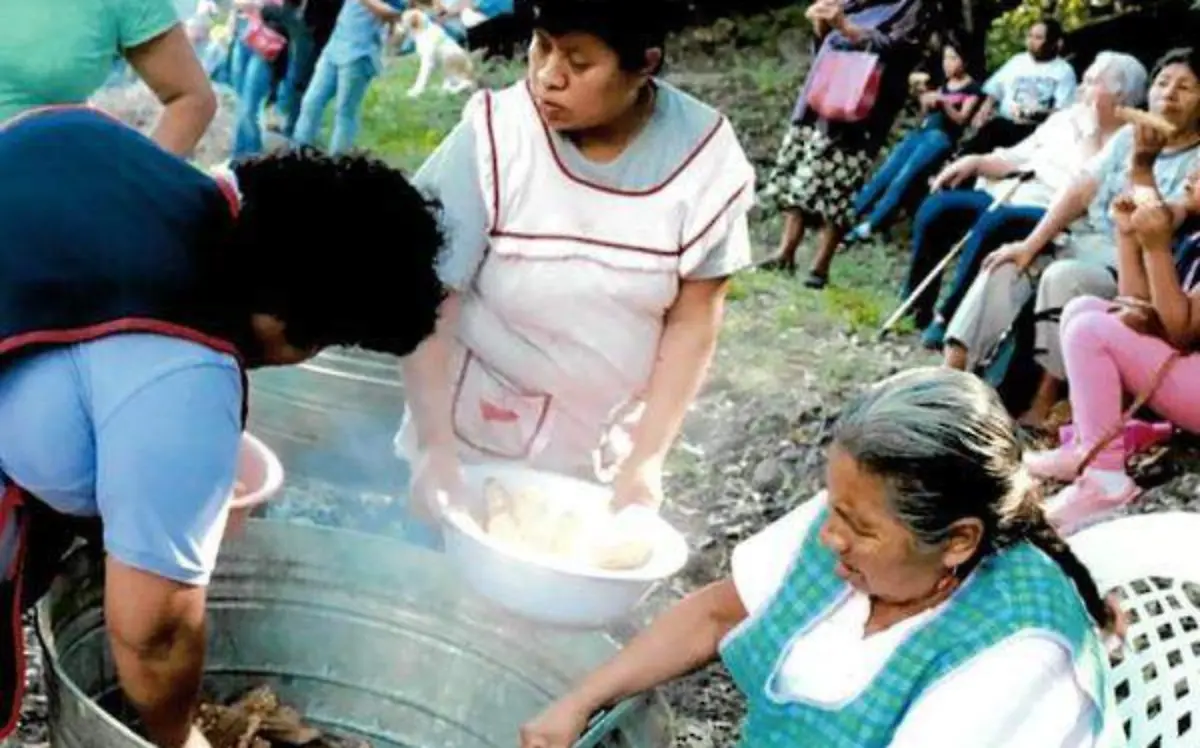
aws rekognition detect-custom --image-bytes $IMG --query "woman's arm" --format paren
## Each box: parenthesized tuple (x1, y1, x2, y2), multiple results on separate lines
(402, 294, 461, 452)
(1018, 174, 1100, 258)
(125, 26, 217, 156)
(1136, 209, 1199, 348)
(547, 580, 746, 716)
(943, 95, 980, 126)
(1115, 225, 1151, 301)
(615, 277, 728, 501)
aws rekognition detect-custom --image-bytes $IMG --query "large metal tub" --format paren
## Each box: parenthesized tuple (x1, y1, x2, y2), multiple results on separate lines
(244, 349, 424, 540)
(36, 520, 671, 748)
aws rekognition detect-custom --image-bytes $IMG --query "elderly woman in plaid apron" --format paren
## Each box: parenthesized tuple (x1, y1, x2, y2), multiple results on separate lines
(520, 367, 1124, 748)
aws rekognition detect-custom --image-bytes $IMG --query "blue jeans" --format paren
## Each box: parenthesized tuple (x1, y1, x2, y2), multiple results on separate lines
(232, 52, 275, 157)
(275, 35, 319, 138)
(904, 189, 1046, 326)
(292, 53, 376, 154)
(854, 126, 952, 230)
(228, 18, 252, 92)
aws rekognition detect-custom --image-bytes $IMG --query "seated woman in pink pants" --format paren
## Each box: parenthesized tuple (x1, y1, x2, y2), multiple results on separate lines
(1024, 176, 1200, 534)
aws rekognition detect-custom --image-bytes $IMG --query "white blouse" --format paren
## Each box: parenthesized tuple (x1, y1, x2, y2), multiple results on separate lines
(729, 493, 1099, 747)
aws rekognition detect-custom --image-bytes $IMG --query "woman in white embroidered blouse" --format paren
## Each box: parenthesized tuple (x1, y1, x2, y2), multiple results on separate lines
(520, 368, 1125, 748)
(397, 0, 756, 518)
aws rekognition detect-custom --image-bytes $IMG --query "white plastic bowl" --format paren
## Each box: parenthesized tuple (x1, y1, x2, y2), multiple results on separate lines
(441, 463, 689, 628)
(226, 432, 285, 538)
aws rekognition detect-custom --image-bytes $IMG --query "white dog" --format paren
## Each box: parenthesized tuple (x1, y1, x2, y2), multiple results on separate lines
(396, 9, 476, 98)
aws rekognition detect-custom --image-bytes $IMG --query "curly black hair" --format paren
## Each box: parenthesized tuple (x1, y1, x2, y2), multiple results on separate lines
(228, 147, 446, 358)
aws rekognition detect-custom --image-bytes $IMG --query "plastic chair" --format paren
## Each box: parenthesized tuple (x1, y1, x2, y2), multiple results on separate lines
(1068, 512, 1200, 747)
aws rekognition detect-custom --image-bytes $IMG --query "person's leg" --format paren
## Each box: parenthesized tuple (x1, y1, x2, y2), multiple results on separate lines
(903, 189, 992, 329)
(942, 261, 1036, 371)
(937, 204, 1046, 324)
(808, 223, 847, 288)
(1032, 304, 1200, 533)
(232, 53, 274, 157)
(1025, 259, 1119, 427)
(292, 50, 338, 147)
(859, 129, 953, 234)
(852, 130, 922, 224)
(762, 209, 806, 274)
(806, 146, 875, 286)
(90, 336, 242, 748)
(281, 36, 320, 137)
(229, 18, 251, 92)
(760, 126, 815, 272)
(329, 57, 377, 154)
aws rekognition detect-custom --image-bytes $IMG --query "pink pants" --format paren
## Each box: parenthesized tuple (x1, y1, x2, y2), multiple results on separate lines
(1061, 296, 1200, 470)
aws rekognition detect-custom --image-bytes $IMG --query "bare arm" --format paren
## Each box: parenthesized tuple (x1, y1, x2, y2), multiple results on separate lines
(622, 278, 727, 470)
(359, 0, 404, 22)
(125, 26, 216, 156)
(943, 95, 980, 126)
(1143, 243, 1199, 349)
(401, 294, 460, 452)
(106, 560, 208, 748)
(554, 580, 747, 715)
(1021, 175, 1100, 255)
(1116, 229, 1151, 300)
(973, 153, 1023, 180)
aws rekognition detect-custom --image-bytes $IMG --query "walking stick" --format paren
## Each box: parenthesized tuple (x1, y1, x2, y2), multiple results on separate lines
(877, 170, 1037, 340)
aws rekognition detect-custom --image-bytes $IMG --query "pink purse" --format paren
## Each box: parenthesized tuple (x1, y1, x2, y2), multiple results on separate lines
(243, 1, 287, 62)
(804, 49, 883, 123)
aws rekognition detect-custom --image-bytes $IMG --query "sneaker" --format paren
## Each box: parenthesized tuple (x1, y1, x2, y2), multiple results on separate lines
(1045, 471, 1140, 536)
(1023, 444, 1085, 483)
(920, 319, 947, 350)
(846, 222, 873, 242)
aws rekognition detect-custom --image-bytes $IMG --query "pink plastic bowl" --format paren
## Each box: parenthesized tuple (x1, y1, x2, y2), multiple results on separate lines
(227, 432, 285, 538)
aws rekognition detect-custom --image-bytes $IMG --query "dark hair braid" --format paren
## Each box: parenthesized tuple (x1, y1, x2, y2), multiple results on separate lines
(994, 496, 1114, 630)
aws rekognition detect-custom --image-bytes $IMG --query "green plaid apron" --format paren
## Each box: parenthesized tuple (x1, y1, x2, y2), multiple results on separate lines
(719, 507, 1121, 747)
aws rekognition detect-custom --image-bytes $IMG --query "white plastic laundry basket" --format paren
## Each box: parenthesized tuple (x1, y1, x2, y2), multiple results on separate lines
(1069, 512, 1200, 747)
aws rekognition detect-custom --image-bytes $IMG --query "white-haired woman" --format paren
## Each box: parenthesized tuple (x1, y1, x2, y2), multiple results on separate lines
(520, 367, 1124, 748)
(905, 51, 1148, 350)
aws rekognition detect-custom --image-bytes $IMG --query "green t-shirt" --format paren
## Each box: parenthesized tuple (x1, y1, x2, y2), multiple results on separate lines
(0, 0, 180, 124)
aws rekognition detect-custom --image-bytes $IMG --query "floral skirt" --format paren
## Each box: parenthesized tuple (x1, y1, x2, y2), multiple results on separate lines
(760, 124, 875, 227)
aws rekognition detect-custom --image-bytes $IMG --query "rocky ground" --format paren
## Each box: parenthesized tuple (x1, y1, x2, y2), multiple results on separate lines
(16, 7, 1200, 748)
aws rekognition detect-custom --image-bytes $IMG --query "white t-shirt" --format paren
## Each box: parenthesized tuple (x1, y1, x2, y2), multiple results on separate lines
(981, 105, 1102, 207)
(983, 52, 1078, 122)
(728, 493, 1100, 748)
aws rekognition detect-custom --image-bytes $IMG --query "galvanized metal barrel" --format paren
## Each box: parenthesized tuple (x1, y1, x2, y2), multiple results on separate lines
(36, 520, 671, 748)
(244, 349, 428, 541)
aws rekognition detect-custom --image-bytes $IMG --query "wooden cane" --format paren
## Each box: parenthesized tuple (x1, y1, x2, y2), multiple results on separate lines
(878, 170, 1037, 340)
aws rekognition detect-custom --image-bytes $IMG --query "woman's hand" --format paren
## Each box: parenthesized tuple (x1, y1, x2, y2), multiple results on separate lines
(930, 156, 978, 191)
(611, 457, 665, 511)
(408, 446, 465, 521)
(519, 698, 593, 748)
(1116, 305, 1166, 339)
(981, 241, 1037, 272)
(1110, 193, 1138, 236)
(918, 91, 941, 111)
(1132, 122, 1168, 168)
(1131, 201, 1176, 251)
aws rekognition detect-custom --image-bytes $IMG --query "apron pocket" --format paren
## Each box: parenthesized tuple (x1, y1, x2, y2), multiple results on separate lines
(452, 351, 551, 461)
